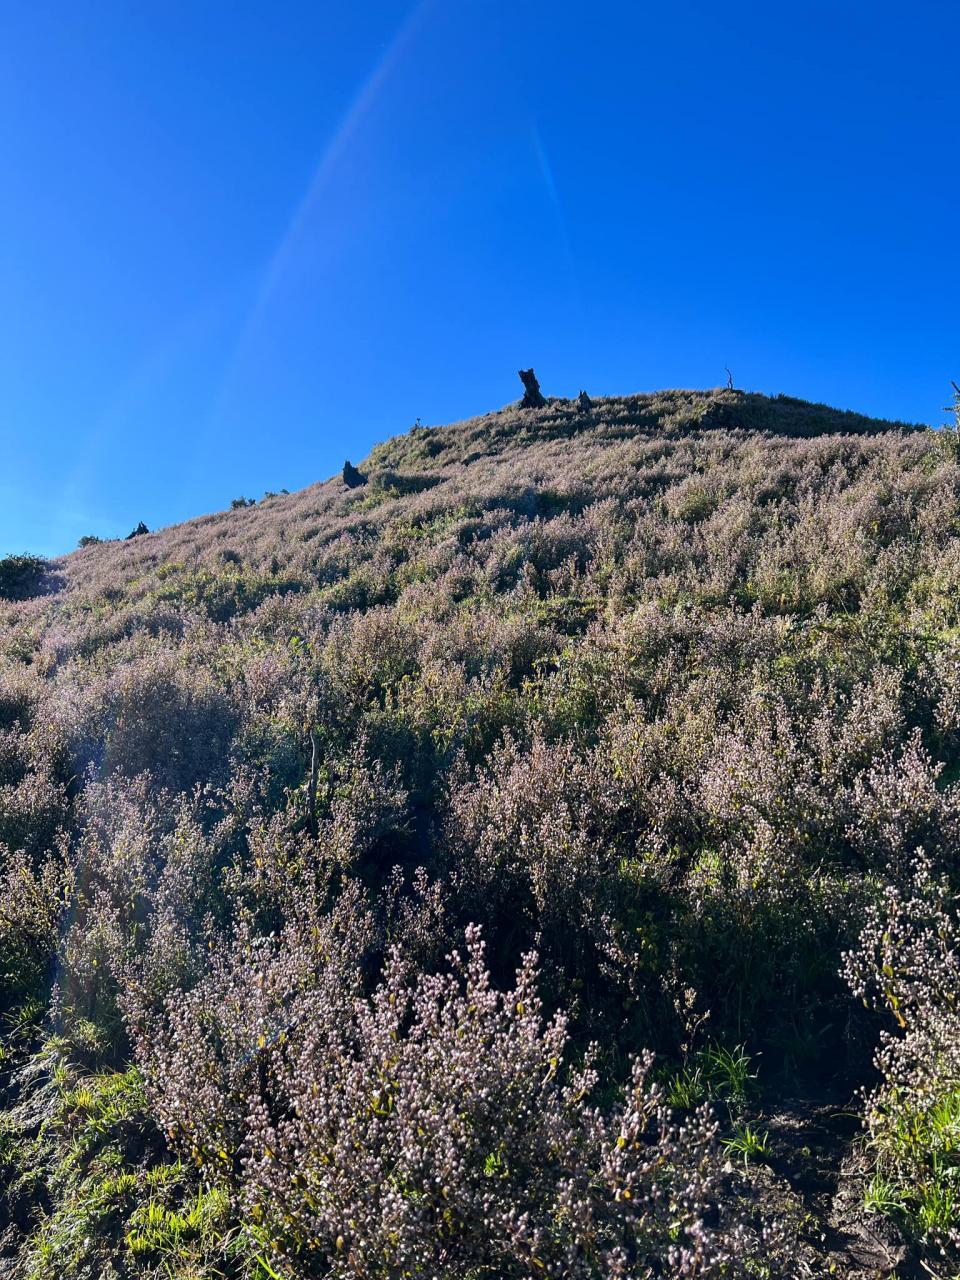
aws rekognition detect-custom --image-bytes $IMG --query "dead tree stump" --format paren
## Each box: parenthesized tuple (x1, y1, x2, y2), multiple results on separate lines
(518, 368, 546, 409)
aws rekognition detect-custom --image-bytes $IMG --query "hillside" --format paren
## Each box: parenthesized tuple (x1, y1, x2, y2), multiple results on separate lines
(1, 386, 958, 1279)
(33, 388, 920, 604)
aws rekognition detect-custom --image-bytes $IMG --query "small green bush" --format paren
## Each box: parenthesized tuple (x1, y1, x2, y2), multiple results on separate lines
(0, 553, 47, 600)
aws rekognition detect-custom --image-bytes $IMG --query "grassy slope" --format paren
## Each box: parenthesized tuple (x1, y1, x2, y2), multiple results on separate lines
(2, 387, 956, 1279)
(31, 388, 916, 640)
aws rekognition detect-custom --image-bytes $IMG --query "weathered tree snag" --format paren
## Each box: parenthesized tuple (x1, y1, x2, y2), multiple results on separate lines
(577, 390, 592, 411)
(342, 460, 367, 488)
(518, 368, 546, 409)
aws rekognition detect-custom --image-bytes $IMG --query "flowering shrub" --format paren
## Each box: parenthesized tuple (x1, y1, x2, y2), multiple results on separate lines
(136, 924, 789, 1278)
(91, 650, 238, 791)
(0, 845, 70, 1009)
(843, 854, 960, 1262)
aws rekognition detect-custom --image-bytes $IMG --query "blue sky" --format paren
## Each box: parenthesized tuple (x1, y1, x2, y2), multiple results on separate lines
(2, 0, 959, 556)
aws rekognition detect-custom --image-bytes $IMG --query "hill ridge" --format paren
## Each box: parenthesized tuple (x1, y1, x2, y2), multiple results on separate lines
(364, 386, 924, 474)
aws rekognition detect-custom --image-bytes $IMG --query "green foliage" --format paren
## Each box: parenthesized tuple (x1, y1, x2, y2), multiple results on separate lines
(863, 1169, 906, 1217)
(3, 1036, 263, 1280)
(700, 1043, 758, 1109)
(123, 1188, 232, 1263)
(862, 1082, 960, 1246)
(0, 851, 71, 1011)
(150, 562, 304, 620)
(722, 1122, 772, 1169)
(665, 1043, 758, 1113)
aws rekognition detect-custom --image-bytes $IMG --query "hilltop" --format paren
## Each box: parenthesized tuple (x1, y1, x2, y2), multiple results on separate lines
(40, 386, 921, 605)
(366, 386, 920, 471)
(1, 387, 957, 1280)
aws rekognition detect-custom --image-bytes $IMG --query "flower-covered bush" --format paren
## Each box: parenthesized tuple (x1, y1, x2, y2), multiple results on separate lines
(843, 853, 960, 1262)
(136, 923, 788, 1279)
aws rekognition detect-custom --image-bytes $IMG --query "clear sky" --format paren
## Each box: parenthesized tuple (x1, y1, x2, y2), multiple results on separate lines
(2, 0, 959, 556)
